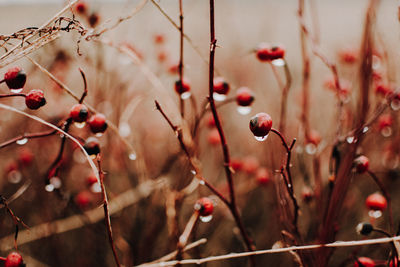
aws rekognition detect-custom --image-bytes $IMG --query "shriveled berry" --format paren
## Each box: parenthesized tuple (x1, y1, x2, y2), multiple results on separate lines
(174, 79, 190, 95)
(356, 222, 373, 235)
(249, 113, 272, 137)
(236, 87, 254, 106)
(353, 155, 369, 174)
(213, 77, 230, 95)
(4, 67, 26, 90)
(70, 104, 89, 123)
(366, 193, 387, 211)
(194, 197, 214, 216)
(88, 114, 107, 134)
(354, 257, 375, 267)
(5, 252, 24, 267)
(83, 137, 100, 156)
(256, 167, 270, 185)
(25, 89, 46, 110)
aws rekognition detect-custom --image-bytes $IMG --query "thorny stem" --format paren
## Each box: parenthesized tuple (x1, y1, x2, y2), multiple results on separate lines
(178, 0, 184, 118)
(97, 156, 121, 267)
(208, 0, 256, 261)
(0, 129, 57, 149)
(367, 170, 394, 233)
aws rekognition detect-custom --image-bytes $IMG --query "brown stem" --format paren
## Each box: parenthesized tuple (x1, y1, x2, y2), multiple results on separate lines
(97, 156, 121, 267)
(0, 93, 26, 99)
(78, 68, 87, 104)
(0, 129, 57, 149)
(178, 0, 184, 118)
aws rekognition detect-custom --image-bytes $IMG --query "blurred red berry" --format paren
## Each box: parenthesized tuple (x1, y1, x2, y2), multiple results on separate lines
(75, 191, 92, 209)
(4, 67, 26, 90)
(83, 137, 100, 156)
(88, 12, 100, 27)
(154, 34, 165, 44)
(378, 114, 393, 130)
(365, 193, 387, 211)
(5, 161, 18, 173)
(354, 257, 375, 267)
(168, 63, 179, 74)
(206, 114, 216, 128)
(338, 48, 358, 64)
(236, 87, 254, 106)
(25, 89, 46, 110)
(302, 187, 314, 202)
(18, 148, 33, 166)
(213, 77, 230, 95)
(256, 167, 270, 185)
(157, 51, 168, 62)
(249, 113, 273, 137)
(88, 114, 107, 134)
(207, 129, 221, 146)
(230, 158, 243, 172)
(86, 174, 98, 186)
(174, 79, 190, 95)
(353, 155, 369, 174)
(307, 130, 321, 146)
(256, 43, 285, 61)
(5, 252, 24, 267)
(375, 83, 392, 97)
(242, 156, 259, 175)
(75, 1, 87, 14)
(70, 104, 89, 123)
(194, 197, 214, 216)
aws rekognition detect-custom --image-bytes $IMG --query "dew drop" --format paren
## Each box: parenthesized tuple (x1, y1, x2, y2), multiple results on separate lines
(90, 154, 97, 160)
(381, 126, 392, 137)
(10, 88, 23, 93)
(90, 182, 102, 193)
(59, 134, 65, 138)
(128, 153, 137, 161)
(254, 135, 268, 142)
(95, 133, 103, 138)
(199, 215, 213, 223)
(74, 122, 86, 129)
(199, 180, 205, 185)
(372, 55, 381, 70)
(391, 99, 400, 111)
(49, 177, 62, 189)
(346, 136, 354, 144)
(305, 143, 317, 155)
(45, 184, 54, 192)
(190, 170, 196, 175)
(8, 170, 22, 184)
(119, 122, 131, 137)
(213, 92, 227, 102)
(16, 138, 28, 145)
(272, 58, 285, 66)
(362, 126, 369, 133)
(236, 106, 251, 115)
(180, 92, 191, 100)
(368, 210, 382, 219)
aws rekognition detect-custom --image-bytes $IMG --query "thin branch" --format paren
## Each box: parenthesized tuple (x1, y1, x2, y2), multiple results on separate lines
(0, 129, 57, 149)
(178, 0, 185, 118)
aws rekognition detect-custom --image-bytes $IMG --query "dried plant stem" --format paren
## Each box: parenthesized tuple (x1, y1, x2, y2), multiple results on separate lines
(0, 129, 57, 149)
(177, 212, 199, 250)
(0, 93, 26, 99)
(178, 0, 185, 118)
(367, 170, 394, 233)
(97, 156, 121, 267)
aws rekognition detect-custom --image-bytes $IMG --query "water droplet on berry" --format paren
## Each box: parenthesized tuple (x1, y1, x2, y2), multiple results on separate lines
(199, 215, 213, 222)
(305, 143, 317, 155)
(90, 182, 102, 193)
(74, 122, 86, 129)
(381, 126, 392, 137)
(45, 184, 54, 192)
(254, 135, 268, 142)
(237, 106, 251, 115)
(128, 153, 137, 160)
(391, 99, 400, 111)
(95, 133, 103, 138)
(272, 58, 285, 66)
(119, 122, 131, 137)
(49, 177, 62, 189)
(10, 88, 23, 93)
(213, 92, 226, 102)
(362, 126, 369, 133)
(180, 92, 191, 100)
(368, 210, 382, 218)
(8, 170, 22, 184)
(346, 136, 355, 143)
(16, 138, 28, 145)
(190, 170, 196, 175)
(199, 180, 205, 185)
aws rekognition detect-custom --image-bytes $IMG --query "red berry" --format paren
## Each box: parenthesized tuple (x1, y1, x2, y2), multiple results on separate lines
(88, 12, 100, 27)
(157, 51, 167, 62)
(86, 174, 98, 186)
(75, 191, 92, 209)
(207, 129, 221, 146)
(25, 89, 46, 110)
(206, 114, 216, 128)
(213, 77, 230, 95)
(249, 113, 273, 137)
(230, 158, 243, 172)
(194, 197, 214, 216)
(307, 130, 321, 146)
(302, 187, 314, 202)
(268, 45, 285, 60)
(375, 83, 392, 96)
(378, 114, 393, 130)
(365, 193, 387, 211)
(83, 137, 100, 156)
(256, 43, 285, 61)
(4, 67, 26, 90)
(75, 1, 87, 14)
(69, 104, 89, 123)
(256, 167, 270, 185)
(154, 34, 165, 44)
(5, 252, 24, 267)
(354, 257, 375, 267)
(389, 257, 399, 267)
(353, 155, 369, 174)
(339, 48, 358, 64)
(18, 148, 33, 166)
(236, 87, 254, 106)
(242, 156, 259, 175)
(168, 63, 179, 74)
(88, 114, 107, 134)
(174, 79, 190, 95)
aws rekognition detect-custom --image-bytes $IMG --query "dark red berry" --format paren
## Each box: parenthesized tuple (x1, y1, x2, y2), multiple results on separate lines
(88, 12, 100, 27)
(174, 79, 190, 95)
(249, 113, 273, 137)
(366, 193, 387, 211)
(25, 89, 46, 110)
(213, 77, 230, 95)
(256, 43, 285, 61)
(5, 252, 24, 267)
(353, 155, 369, 174)
(301, 187, 314, 202)
(70, 104, 89, 123)
(75, 1, 87, 14)
(236, 87, 254, 106)
(83, 137, 100, 156)
(268, 45, 285, 60)
(356, 222, 373, 235)
(194, 197, 214, 216)
(88, 114, 107, 134)
(354, 257, 375, 267)
(4, 67, 26, 90)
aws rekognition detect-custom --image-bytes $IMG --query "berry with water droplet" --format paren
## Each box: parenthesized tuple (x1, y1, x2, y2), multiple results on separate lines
(236, 87, 254, 106)
(256, 43, 285, 61)
(83, 137, 100, 156)
(356, 222, 373, 236)
(213, 77, 230, 95)
(88, 114, 107, 134)
(194, 197, 214, 216)
(4, 67, 26, 90)
(25, 89, 46, 110)
(174, 79, 190, 95)
(5, 252, 24, 267)
(70, 104, 89, 123)
(249, 113, 272, 138)
(353, 155, 369, 174)
(366, 193, 387, 211)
